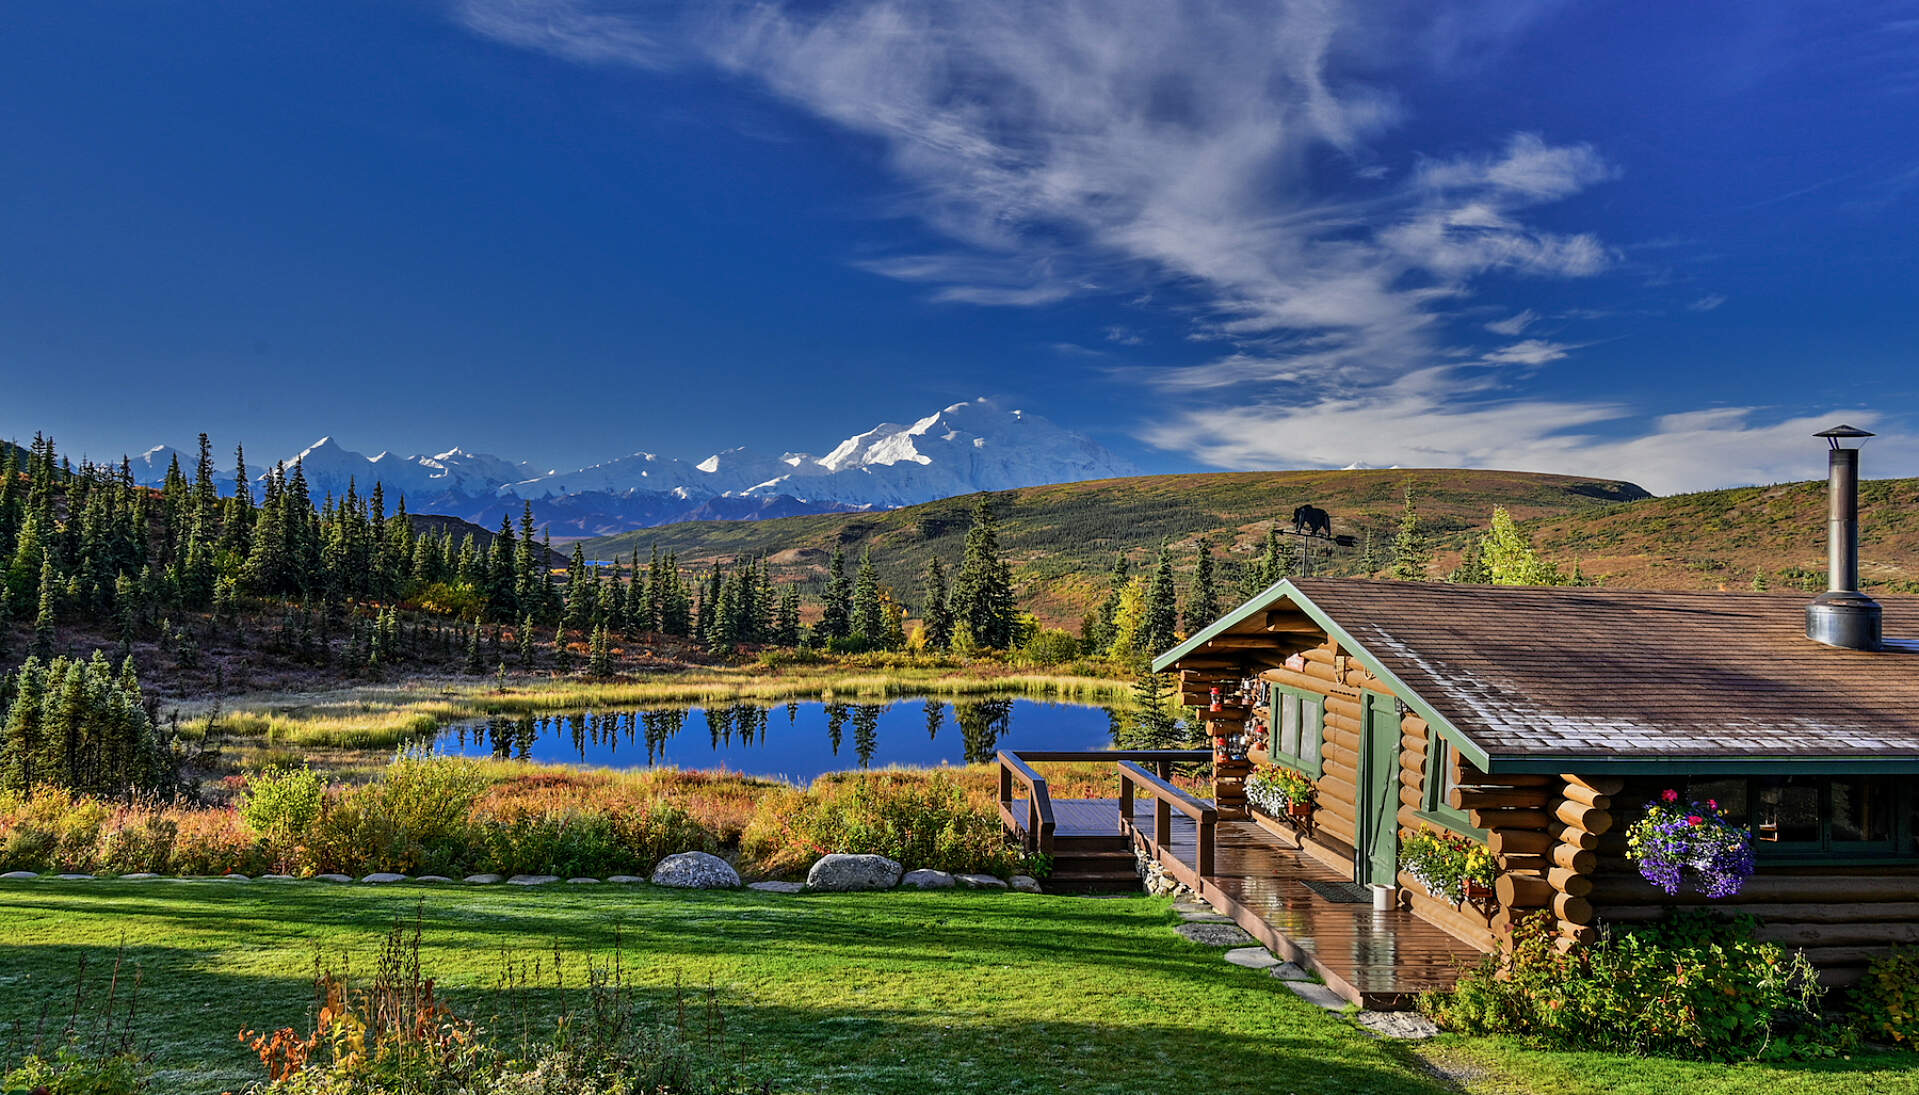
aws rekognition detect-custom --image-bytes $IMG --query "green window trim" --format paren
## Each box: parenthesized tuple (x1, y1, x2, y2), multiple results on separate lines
(1266, 684, 1324, 778)
(1650, 775, 1914, 862)
(1418, 741, 1487, 840)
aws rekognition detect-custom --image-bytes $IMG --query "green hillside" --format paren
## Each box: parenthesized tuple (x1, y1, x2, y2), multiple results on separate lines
(581, 469, 1649, 627)
(1505, 476, 1919, 593)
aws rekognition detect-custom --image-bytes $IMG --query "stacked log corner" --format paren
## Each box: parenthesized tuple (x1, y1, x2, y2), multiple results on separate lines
(1211, 709, 1251, 820)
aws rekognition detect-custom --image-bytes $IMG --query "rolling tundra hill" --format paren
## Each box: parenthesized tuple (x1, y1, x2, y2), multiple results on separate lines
(1503, 476, 1919, 594)
(581, 468, 1650, 627)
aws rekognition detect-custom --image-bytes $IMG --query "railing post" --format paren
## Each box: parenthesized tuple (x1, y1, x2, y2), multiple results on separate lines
(999, 757, 1012, 809)
(1157, 758, 1172, 783)
(1197, 816, 1215, 878)
(1155, 797, 1171, 854)
(1118, 769, 1133, 836)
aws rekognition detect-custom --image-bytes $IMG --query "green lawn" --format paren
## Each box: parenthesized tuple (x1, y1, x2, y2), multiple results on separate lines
(1, 881, 1915, 1095)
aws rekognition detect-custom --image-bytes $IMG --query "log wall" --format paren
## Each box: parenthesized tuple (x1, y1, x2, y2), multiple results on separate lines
(1584, 777, 1919, 987)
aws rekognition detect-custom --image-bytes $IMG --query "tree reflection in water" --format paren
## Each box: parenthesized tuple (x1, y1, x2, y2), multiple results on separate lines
(953, 699, 1013, 764)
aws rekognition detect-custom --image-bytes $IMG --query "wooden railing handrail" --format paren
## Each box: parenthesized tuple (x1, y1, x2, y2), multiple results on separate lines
(1115, 761, 1217, 823)
(1006, 749, 1211, 763)
(996, 750, 1056, 856)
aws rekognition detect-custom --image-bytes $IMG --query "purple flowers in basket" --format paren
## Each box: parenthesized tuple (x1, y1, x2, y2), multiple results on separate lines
(1624, 789, 1755, 898)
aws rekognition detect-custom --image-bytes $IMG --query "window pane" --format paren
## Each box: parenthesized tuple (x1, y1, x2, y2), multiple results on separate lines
(1754, 777, 1820, 844)
(1831, 777, 1894, 844)
(1280, 694, 1301, 759)
(1299, 701, 1322, 775)
(1686, 778, 1748, 826)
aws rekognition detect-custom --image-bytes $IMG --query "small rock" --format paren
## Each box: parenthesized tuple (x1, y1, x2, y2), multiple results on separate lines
(1284, 980, 1351, 1011)
(606, 875, 644, 884)
(954, 873, 1008, 890)
(749, 880, 805, 894)
(315, 874, 354, 883)
(119, 872, 160, 881)
(1269, 962, 1314, 982)
(1355, 1011, 1441, 1039)
(899, 869, 955, 890)
(1, 871, 39, 880)
(220, 873, 251, 881)
(650, 852, 741, 890)
(805, 853, 903, 892)
(508, 875, 559, 886)
(57, 873, 96, 881)
(412, 875, 453, 884)
(1224, 947, 1282, 970)
(1175, 922, 1255, 947)
(258, 874, 297, 882)
(566, 877, 600, 884)
(464, 874, 503, 884)
(361, 873, 408, 884)
(1009, 875, 1043, 894)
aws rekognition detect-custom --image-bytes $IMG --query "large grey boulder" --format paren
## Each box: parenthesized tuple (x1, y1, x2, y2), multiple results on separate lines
(1009, 875, 1043, 894)
(650, 852, 741, 889)
(1, 871, 39, 880)
(507, 875, 560, 886)
(361, 872, 407, 884)
(899, 869, 955, 890)
(464, 874, 503, 884)
(805, 853, 903, 892)
(955, 873, 1008, 890)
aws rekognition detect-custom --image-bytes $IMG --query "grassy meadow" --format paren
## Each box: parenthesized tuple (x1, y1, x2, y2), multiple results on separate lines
(4, 880, 1915, 1095)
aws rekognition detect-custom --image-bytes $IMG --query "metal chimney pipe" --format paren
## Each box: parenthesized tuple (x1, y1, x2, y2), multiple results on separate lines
(1805, 425, 1882, 651)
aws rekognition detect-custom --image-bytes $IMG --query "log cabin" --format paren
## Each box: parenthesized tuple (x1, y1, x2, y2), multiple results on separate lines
(1151, 429, 1917, 987)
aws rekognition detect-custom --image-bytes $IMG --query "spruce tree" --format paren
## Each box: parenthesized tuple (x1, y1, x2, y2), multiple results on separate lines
(851, 547, 884, 646)
(820, 546, 851, 642)
(920, 555, 953, 651)
(519, 613, 538, 665)
(1390, 488, 1432, 581)
(1184, 538, 1219, 634)
(587, 623, 613, 677)
(553, 624, 571, 672)
(1447, 539, 1491, 584)
(1140, 542, 1179, 657)
(951, 495, 1015, 649)
(31, 556, 57, 660)
(1482, 508, 1566, 586)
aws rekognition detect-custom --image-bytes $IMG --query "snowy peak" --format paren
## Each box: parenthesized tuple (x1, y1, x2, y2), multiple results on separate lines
(125, 396, 1135, 530)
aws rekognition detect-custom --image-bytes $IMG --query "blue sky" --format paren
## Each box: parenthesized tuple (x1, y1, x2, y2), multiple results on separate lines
(2, 1, 1916, 493)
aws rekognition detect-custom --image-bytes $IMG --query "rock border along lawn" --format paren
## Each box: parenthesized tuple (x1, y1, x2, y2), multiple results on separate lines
(0, 856, 1049, 896)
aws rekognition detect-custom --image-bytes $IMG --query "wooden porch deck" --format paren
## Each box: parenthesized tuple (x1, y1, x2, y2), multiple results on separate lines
(1016, 797, 1479, 1009)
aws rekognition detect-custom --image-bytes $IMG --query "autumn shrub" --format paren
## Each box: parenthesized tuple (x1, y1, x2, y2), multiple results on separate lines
(1850, 945, 1919, 1047)
(239, 765, 327, 871)
(741, 770, 1019, 878)
(168, 806, 266, 875)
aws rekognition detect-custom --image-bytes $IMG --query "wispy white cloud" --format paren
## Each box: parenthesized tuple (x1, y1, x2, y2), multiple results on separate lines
(457, 1, 1854, 491)
(1688, 293, 1728, 312)
(1485, 309, 1537, 335)
(1143, 372, 1910, 494)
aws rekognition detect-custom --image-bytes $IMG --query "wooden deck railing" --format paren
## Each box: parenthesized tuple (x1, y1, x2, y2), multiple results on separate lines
(996, 750, 1056, 856)
(1117, 760, 1217, 882)
(995, 749, 1213, 865)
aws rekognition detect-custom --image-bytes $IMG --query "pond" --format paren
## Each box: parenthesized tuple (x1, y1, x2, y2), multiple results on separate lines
(432, 697, 1121, 783)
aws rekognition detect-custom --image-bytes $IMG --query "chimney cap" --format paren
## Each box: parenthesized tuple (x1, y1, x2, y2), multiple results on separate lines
(1816, 424, 1875, 448)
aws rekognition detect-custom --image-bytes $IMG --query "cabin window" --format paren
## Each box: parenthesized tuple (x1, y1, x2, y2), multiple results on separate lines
(1267, 685, 1323, 777)
(1654, 775, 1908, 858)
(1419, 743, 1483, 837)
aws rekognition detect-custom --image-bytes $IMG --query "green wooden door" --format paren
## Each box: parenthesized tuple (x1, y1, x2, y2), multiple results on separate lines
(1356, 691, 1401, 886)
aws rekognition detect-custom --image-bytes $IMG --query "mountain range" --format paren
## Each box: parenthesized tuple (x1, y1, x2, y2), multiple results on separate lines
(124, 398, 1137, 535)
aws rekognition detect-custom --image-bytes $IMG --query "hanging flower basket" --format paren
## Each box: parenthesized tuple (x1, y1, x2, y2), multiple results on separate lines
(1625, 791, 1755, 898)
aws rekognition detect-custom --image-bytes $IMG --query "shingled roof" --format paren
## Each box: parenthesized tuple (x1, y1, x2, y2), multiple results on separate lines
(1156, 578, 1919, 773)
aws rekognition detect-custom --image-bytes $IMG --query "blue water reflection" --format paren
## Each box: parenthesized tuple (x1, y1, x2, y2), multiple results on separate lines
(432, 697, 1119, 783)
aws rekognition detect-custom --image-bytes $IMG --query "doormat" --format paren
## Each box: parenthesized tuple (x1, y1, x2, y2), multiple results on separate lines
(1300, 879, 1371, 904)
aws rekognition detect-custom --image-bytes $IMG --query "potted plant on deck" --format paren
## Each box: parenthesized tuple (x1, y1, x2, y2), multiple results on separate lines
(1246, 764, 1317, 830)
(1399, 828, 1495, 908)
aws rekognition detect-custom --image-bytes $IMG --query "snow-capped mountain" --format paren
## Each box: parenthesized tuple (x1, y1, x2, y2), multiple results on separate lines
(130, 398, 1135, 534)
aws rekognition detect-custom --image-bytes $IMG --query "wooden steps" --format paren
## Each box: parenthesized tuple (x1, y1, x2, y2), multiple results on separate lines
(1044, 840, 1140, 894)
